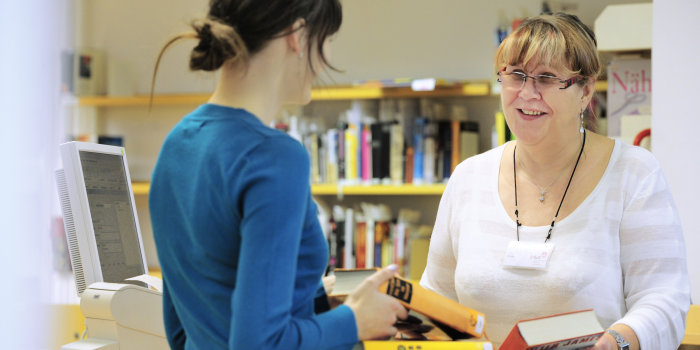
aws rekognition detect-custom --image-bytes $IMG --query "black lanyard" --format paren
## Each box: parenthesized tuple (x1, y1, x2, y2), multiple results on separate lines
(513, 130, 586, 242)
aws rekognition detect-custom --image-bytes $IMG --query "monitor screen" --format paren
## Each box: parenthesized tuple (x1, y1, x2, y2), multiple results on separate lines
(79, 151, 145, 283)
(57, 141, 149, 296)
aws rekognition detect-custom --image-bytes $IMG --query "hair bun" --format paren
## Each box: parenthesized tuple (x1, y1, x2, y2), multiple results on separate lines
(190, 18, 248, 72)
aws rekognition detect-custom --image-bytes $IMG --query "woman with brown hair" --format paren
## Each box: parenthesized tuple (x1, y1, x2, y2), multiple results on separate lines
(149, 1, 407, 349)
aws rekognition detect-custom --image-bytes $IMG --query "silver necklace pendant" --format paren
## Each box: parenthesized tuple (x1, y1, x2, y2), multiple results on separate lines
(539, 190, 546, 203)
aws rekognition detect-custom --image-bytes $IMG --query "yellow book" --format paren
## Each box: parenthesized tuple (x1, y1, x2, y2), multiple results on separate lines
(379, 276, 485, 338)
(360, 339, 493, 350)
(331, 269, 486, 338)
(345, 124, 358, 181)
(495, 111, 506, 146)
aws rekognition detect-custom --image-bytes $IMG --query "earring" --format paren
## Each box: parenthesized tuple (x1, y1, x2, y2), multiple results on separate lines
(298, 52, 304, 59)
(579, 111, 585, 133)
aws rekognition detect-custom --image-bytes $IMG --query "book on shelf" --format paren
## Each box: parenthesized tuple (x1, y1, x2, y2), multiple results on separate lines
(499, 309, 604, 350)
(459, 121, 479, 162)
(325, 204, 423, 277)
(343, 207, 355, 269)
(451, 119, 461, 174)
(296, 98, 481, 186)
(389, 122, 404, 184)
(330, 269, 486, 338)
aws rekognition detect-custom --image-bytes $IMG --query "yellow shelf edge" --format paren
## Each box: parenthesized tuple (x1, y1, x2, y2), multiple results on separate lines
(131, 182, 150, 196)
(311, 183, 446, 195)
(132, 182, 444, 196)
(78, 81, 495, 106)
(78, 81, 602, 107)
(79, 94, 211, 107)
(311, 86, 384, 100)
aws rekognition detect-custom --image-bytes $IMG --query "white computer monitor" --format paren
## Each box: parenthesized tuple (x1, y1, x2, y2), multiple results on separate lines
(55, 141, 149, 296)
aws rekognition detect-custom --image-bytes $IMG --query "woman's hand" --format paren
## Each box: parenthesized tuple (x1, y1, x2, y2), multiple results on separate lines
(322, 275, 335, 295)
(586, 332, 617, 350)
(588, 325, 638, 350)
(343, 265, 409, 340)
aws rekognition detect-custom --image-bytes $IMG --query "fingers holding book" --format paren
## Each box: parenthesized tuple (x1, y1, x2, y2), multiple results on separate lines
(344, 265, 409, 340)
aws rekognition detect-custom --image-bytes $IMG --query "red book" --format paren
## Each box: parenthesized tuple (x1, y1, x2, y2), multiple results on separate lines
(499, 309, 604, 350)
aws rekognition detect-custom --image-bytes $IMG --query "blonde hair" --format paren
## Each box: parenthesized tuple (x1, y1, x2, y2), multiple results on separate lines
(494, 13, 600, 83)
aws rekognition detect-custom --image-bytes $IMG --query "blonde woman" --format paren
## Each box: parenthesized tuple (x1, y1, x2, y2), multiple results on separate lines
(421, 13, 690, 350)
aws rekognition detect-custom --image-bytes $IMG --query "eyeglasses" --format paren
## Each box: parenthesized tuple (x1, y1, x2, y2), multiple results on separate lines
(497, 67, 581, 92)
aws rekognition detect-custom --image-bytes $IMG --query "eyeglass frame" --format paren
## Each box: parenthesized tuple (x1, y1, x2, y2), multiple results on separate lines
(497, 66, 582, 91)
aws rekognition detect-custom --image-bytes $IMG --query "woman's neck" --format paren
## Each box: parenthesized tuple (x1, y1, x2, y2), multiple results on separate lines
(515, 132, 584, 183)
(208, 47, 286, 125)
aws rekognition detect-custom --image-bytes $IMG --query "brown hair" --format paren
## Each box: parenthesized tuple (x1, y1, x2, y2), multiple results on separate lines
(150, 0, 342, 109)
(494, 13, 600, 84)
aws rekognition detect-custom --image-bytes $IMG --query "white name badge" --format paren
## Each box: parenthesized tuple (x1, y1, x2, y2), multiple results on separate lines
(503, 241, 555, 270)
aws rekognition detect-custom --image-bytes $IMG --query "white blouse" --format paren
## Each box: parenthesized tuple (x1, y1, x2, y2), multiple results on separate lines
(420, 140, 690, 349)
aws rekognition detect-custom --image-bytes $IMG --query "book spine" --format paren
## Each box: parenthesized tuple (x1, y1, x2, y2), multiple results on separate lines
(423, 122, 436, 184)
(375, 221, 390, 268)
(361, 124, 372, 183)
(345, 124, 358, 182)
(326, 129, 338, 184)
(338, 123, 346, 181)
(389, 123, 404, 184)
(328, 217, 337, 270)
(495, 111, 507, 146)
(460, 121, 479, 162)
(355, 219, 366, 268)
(412, 118, 425, 184)
(404, 146, 414, 184)
(365, 216, 375, 268)
(343, 208, 355, 268)
(330, 217, 344, 269)
(451, 120, 460, 174)
(378, 276, 486, 338)
(310, 132, 320, 183)
(371, 123, 383, 183)
(380, 122, 392, 182)
(394, 222, 406, 275)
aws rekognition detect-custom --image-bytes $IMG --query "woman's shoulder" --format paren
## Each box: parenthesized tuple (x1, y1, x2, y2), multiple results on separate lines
(610, 139, 662, 176)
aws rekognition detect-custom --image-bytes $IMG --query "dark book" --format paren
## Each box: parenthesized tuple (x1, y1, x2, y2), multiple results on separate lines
(437, 121, 452, 181)
(337, 122, 346, 180)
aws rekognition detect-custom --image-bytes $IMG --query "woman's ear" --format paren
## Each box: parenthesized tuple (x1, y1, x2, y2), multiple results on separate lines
(285, 18, 306, 57)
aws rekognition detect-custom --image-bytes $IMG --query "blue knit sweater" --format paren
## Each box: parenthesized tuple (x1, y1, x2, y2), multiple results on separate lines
(149, 104, 357, 350)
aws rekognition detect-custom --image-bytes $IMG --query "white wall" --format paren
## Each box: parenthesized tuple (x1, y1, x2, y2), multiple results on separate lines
(83, 0, 648, 93)
(0, 0, 66, 347)
(653, 0, 700, 303)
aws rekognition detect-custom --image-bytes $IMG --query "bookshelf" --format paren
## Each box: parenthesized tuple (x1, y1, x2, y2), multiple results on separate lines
(86, 79, 607, 279)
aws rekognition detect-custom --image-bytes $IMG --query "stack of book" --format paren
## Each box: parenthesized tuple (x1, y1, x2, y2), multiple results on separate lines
(280, 99, 480, 186)
(326, 204, 429, 280)
(331, 269, 492, 350)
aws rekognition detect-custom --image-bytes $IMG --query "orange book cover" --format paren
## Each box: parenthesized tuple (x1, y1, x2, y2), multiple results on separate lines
(355, 221, 366, 268)
(404, 146, 414, 184)
(379, 275, 485, 338)
(331, 269, 486, 339)
(499, 309, 604, 350)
